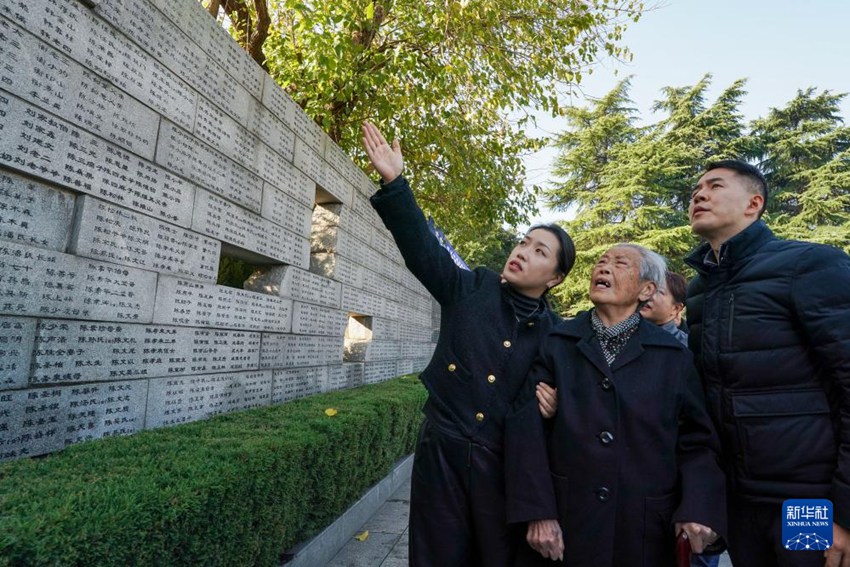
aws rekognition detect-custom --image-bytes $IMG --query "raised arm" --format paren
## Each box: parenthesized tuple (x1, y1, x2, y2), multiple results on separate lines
(362, 122, 478, 304)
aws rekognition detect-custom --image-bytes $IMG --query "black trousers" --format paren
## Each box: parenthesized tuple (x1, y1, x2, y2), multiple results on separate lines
(727, 499, 826, 567)
(409, 419, 522, 567)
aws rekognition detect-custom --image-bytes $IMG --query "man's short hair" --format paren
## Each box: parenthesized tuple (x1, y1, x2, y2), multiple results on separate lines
(705, 159, 768, 217)
(613, 244, 667, 292)
(665, 271, 688, 305)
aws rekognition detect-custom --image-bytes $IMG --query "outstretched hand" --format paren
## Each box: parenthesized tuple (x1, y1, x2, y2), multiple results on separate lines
(362, 121, 403, 183)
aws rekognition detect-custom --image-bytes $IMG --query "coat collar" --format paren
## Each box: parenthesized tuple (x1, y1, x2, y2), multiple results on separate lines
(685, 220, 776, 275)
(553, 311, 682, 376)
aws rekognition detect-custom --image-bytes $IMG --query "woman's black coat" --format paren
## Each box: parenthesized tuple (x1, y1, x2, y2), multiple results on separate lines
(506, 313, 727, 567)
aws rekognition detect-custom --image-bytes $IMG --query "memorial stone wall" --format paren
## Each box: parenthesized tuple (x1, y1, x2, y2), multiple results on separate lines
(0, 0, 438, 461)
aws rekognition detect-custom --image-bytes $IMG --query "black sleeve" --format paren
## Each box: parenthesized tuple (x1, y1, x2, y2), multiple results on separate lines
(791, 246, 850, 529)
(370, 175, 479, 305)
(504, 344, 559, 524)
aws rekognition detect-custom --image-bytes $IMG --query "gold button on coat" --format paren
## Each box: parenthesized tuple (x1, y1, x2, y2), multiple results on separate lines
(475, 412, 485, 422)
(487, 374, 496, 384)
(527, 321, 535, 328)
(448, 363, 456, 372)
(503, 340, 512, 348)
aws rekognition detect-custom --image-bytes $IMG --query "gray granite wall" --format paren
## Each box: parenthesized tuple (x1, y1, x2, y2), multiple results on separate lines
(0, 0, 437, 461)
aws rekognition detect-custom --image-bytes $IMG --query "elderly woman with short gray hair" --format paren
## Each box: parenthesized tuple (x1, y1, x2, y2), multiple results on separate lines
(505, 243, 727, 567)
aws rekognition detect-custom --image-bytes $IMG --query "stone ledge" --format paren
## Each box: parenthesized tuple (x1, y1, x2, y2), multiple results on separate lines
(283, 454, 414, 567)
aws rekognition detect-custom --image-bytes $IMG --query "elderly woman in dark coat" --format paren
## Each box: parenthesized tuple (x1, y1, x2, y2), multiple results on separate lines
(506, 244, 726, 567)
(362, 122, 576, 566)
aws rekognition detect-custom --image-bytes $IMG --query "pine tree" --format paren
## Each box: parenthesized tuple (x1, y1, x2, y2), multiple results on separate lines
(548, 76, 753, 313)
(751, 88, 850, 247)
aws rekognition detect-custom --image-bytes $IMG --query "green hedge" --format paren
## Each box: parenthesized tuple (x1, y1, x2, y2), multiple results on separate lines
(0, 375, 426, 567)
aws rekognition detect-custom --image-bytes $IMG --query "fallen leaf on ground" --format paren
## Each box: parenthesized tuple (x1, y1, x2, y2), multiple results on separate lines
(354, 530, 369, 541)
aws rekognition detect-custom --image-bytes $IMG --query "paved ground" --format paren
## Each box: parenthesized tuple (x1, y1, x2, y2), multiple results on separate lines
(325, 477, 411, 566)
(324, 475, 733, 566)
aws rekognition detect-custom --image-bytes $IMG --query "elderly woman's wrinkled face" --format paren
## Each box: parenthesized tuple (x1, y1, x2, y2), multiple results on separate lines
(589, 247, 653, 309)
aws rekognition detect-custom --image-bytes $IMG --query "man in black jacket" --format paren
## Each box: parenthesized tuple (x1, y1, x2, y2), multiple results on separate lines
(685, 159, 850, 567)
(362, 122, 576, 566)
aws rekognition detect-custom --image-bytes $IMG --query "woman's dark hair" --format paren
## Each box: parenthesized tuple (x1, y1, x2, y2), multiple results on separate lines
(525, 223, 576, 285)
(665, 271, 688, 306)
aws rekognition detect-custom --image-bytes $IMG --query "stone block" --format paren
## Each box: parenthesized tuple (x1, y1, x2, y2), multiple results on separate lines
(259, 154, 314, 208)
(31, 319, 260, 385)
(344, 362, 365, 387)
(312, 226, 372, 267)
(364, 360, 399, 384)
(244, 265, 342, 309)
(1, 0, 197, 130)
(148, 0, 264, 96)
(291, 302, 347, 337)
(0, 240, 157, 322)
(0, 317, 36, 391)
(0, 380, 148, 461)
(317, 162, 354, 206)
(145, 370, 273, 429)
(399, 322, 434, 343)
(293, 137, 323, 183)
(70, 196, 220, 281)
(99, 0, 260, 122)
(401, 342, 435, 360)
(153, 275, 293, 332)
(0, 93, 195, 227)
(261, 185, 313, 236)
(310, 253, 364, 288)
(292, 111, 325, 154)
(341, 212, 374, 248)
(271, 366, 325, 403)
(344, 340, 401, 362)
(0, 15, 160, 160)
(192, 189, 310, 268)
(261, 73, 299, 129)
(326, 364, 347, 391)
(193, 98, 263, 174)
(259, 333, 344, 369)
(362, 270, 397, 301)
(0, 171, 75, 251)
(156, 121, 263, 213)
(341, 286, 399, 319)
(397, 359, 414, 376)
(312, 203, 343, 228)
(371, 318, 401, 341)
(248, 99, 296, 163)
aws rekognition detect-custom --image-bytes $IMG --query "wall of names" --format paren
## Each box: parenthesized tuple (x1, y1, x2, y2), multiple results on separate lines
(0, 0, 437, 460)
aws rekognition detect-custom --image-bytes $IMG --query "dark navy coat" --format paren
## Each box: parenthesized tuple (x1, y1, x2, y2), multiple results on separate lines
(370, 176, 560, 449)
(505, 313, 726, 566)
(685, 220, 850, 528)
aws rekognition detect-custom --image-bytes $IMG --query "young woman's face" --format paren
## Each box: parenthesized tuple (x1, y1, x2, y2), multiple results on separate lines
(501, 229, 563, 296)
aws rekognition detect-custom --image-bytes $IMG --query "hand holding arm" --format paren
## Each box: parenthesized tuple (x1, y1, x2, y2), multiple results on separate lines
(675, 522, 719, 554)
(527, 519, 564, 561)
(536, 382, 558, 418)
(362, 121, 403, 183)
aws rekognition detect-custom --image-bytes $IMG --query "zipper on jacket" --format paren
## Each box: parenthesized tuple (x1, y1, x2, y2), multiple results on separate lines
(727, 292, 735, 348)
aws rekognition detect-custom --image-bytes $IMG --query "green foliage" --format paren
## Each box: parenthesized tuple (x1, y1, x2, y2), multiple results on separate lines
(249, 0, 645, 256)
(0, 376, 426, 567)
(217, 255, 255, 289)
(546, 76, 850, 315)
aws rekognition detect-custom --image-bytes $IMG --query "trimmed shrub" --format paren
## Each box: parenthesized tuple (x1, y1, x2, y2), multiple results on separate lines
(0, 375, 426, 566)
